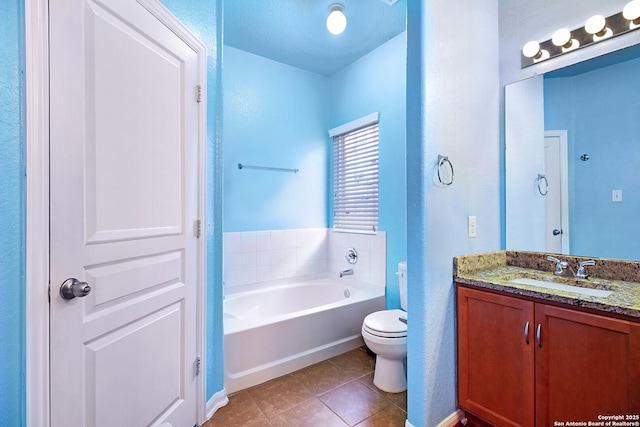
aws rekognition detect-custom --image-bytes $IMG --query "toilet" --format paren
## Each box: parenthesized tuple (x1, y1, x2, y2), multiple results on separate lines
(361, 261, 408, 393)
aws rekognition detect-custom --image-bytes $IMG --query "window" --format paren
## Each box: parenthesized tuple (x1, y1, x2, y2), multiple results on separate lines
(329, 113, 379, 234)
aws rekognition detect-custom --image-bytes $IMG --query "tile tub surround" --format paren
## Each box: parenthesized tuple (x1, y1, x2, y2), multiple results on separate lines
(454, 251, 640, 319)
(223, 229, 386, 288)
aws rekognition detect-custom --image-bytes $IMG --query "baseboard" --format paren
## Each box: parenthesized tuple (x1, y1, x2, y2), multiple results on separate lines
(404, 409, 465, 427)
(205, 389, 229, 421)
(436, 409, 465, 427)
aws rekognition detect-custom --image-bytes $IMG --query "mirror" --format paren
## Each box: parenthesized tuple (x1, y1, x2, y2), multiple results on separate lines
(506, 42, 640, 261)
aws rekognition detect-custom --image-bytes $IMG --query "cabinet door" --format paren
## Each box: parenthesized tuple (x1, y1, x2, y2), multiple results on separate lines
(535, 304, 640, 425)
(457, 286, 535, 427)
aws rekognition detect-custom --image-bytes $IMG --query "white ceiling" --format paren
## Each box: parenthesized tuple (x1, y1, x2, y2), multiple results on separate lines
(224, 0, 407, 76)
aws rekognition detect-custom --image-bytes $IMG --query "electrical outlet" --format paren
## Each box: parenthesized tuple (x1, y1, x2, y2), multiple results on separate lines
(468, 216, 477, 238)
(612, 190, 623, 202)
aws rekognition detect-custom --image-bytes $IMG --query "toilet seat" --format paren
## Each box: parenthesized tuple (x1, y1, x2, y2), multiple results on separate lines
(363, 309, 407, 338)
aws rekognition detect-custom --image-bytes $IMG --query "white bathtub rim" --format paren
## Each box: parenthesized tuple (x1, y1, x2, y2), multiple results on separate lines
(224, 272, 383, 298)
(224, 276, 385, 335)
(224, 291, 384, 334)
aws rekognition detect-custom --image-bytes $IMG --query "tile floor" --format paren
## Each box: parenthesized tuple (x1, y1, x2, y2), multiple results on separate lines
(203, 347, 407, 427)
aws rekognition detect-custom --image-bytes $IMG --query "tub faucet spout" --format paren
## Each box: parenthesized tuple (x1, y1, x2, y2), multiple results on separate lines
(339, 269, 354, 278)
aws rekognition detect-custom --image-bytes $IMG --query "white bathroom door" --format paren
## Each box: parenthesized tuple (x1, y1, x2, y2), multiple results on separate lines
(49, 1, 201, 426)
(544, 132, 569, 254)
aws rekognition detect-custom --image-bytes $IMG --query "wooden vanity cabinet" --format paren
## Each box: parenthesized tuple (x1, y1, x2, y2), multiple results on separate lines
(457, 285, 640, 427)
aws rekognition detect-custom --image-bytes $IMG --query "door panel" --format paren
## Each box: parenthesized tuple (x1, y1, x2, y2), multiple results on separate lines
(86, 0, 185, 243)
(535, 304, 640, 425)
(544, 135, 562, 254)
(49, 1, 200, 426)
(457, 286, 535, 427)
(86, 304, 182, 427)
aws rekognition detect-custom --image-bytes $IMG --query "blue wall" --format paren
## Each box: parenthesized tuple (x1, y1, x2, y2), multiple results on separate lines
(327, 33, 407, 309)
(545, 55, 640, 260)
(159, 0, 225, 400)
(223, 47, 329, 232)
(407, 1, 501, 425)
(0, 0, 25, 424)
(223, 35, 407, 308)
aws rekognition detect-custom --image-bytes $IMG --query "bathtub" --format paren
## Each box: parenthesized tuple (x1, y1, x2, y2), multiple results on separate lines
(223, 275, 385, 393)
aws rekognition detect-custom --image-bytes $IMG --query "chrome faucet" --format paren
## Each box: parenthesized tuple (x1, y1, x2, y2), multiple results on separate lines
(575, 260, 596, 279)
(339, 269, 354, 278)
(547, 256, 574, 277)
(547, 256, 596, 279)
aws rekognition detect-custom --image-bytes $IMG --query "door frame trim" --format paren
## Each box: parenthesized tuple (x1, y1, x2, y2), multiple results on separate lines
(25, 1, 51, 425)
(544, 130, 570, 254)
(25, 1, 208, 425)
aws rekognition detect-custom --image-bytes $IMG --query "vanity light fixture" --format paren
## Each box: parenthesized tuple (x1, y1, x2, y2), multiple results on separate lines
(624, 0, 640, 29)
(521, 4, 640, 68)
(326, 4, 347, 35)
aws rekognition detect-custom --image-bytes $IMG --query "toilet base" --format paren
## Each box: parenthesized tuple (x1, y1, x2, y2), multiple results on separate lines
(373, 355, 407, 393)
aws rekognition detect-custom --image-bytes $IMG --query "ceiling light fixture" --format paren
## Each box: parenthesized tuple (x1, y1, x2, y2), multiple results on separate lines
(327, 4, 347, 35)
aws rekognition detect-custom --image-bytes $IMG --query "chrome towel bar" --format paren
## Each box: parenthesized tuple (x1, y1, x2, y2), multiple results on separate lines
(238, 163, 299, 173)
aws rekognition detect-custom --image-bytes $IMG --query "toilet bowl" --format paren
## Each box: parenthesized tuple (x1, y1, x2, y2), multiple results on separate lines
(361, 262, 408, 393)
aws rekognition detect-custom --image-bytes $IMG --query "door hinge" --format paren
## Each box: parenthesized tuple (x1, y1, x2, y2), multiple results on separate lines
(48, 283, 51, 304)
(196, 356, 201, 376)
(196, 85, 202, 103)
(195, 219, 202, 238)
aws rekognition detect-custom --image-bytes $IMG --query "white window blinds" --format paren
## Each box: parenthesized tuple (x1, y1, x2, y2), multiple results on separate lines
(331, 116, 379, 234)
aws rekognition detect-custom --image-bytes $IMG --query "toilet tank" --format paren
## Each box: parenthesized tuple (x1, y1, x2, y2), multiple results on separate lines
(398, 261, 407, 311)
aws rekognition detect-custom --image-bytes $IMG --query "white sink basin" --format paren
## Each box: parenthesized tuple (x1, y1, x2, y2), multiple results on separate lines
(509, 277, 612, 298)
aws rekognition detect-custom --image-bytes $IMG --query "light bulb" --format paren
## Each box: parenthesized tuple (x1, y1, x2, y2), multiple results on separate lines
(623, 0, 640, 26)
(327, 4, 347, 35)
(522, 41, 541, 58)
(522, 41, 549, 63)
(585, 15, 606, 35)
(552, 29, 571, 47)
(585, 14, 612, 40)
(551, 28, 578, 52)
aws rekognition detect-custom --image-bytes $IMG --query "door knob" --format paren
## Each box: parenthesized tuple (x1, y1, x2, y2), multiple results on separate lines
(552, 229, 563, 236)
(59, 278, 91, 300)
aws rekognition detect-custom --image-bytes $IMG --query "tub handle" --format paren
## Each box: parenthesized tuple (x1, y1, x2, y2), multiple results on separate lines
(345, 248, 358, 265)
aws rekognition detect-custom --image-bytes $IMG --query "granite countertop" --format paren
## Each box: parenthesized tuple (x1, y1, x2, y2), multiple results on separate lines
(454, 251, 640, 320)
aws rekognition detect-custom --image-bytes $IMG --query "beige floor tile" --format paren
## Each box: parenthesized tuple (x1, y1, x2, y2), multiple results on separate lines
(328, 348, 375, 379)
(319, 380, 391, 426)
(355, 404, 408, 427)
(269, 398, 348, 427)
(291, 360, 351, 396)
(247, 374, 314, 418)
(201, 391, 270, 427)
(357, 373, 407, 411)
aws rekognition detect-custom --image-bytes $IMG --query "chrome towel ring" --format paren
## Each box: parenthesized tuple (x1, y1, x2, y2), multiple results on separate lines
(537, 174, 548, 196)
(437, 155, 454, 186)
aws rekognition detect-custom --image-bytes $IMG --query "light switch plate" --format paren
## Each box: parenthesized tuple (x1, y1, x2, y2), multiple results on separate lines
(468, 216, 477, 238)
(612, 190, 623, 202)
